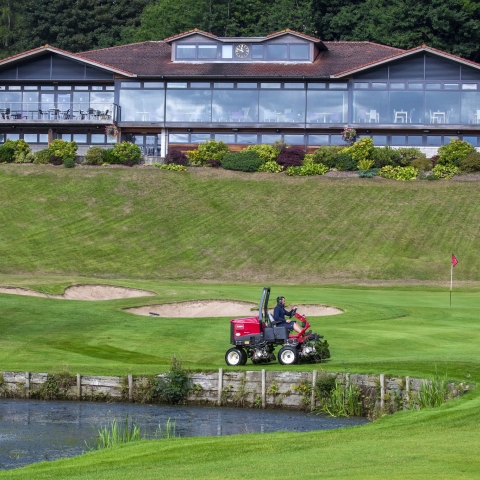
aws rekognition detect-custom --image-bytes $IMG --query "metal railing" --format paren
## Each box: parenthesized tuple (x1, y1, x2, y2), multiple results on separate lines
(0, 103, 118, 122)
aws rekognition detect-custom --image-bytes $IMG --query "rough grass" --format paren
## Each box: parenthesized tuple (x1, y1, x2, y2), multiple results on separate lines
(1, 165, 480, 284)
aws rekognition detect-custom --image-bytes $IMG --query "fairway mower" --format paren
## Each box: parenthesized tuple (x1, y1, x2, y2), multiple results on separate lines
(225, 287, 330, 366)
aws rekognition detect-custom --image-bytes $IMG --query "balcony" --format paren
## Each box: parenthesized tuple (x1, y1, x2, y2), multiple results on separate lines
(0, 103, 119, 124)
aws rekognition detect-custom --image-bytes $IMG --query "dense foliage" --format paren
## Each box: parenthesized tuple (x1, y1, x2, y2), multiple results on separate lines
(221, 150, 263, 172)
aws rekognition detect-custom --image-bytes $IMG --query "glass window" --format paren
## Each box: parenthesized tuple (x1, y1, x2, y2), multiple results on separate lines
(120, 90, 163, 122)
(307, 90, 348, 124)
(167, 82, 187, 88)
(390, 91, 424, 124)
(445, 83, 459, 90)
(408, 83, 423, 89)
(391, 136, 406, 145)
(212, 89, 258, 122)
(284, 83, 304, 89)
(222, 45, 233, 59)
(260, 83, 281, 89)
(215, 133, 235, 143)
(408, 136, 423, 146)
(353, 91, 387, 124)
(41, 86, 54, 90)
(237, 83, 257, 88)
(214, 83, 234, 88)
(425, 91, 460, 124)
(166, 89, 212, 122)
(121, 82, 140, 88)
(426, 135, 442, 146)
(24, 134, 37, 143)
(191, 82, 210, 88)
(9, 86, 20, 90)
(22, 91, 38, 118)
(354, 83, 369, 89)
(91, 134, 106, 143)
(0, 86, 5, 90)
(0, 91, 22, 112)
(426, 83, 441, 90)
(251, 45, 263, 59)
(308, 134, 329, 145)
(58, 86, 71, 90)
(372, 135, 387, 146)
(73, 134, 87, 143)
(462, 83, 477, 90)
(191, 133, 211, 143)
(60, 133, 72, 141)
(144, 82, 164, 88)
(372, 83, 387, 89)
(105, 86, 115, 91)
(6, 133, 19, 140)
(260, 89, 305, 123)
(74, 86, 89, 90)
(284, 135, 304, 145)
(133, 135, 144, 145)
(266, 44, 287, 60)
(262, 134, 282, 144)
(198, 45, 217, 59)
(24, 86, 38, 90)
(390, 83, 405, 89)
(308, 83, 326, 89)
(463, 136, 477, 146)
(39, 134, 48, 143)
(330, 83, 348, 89)
(236, 133, 257, 144)
(289, 44, 309, 60)
(331, 135, 344, 145)
(91, 86, 102, 90)
(177, 45, 196, 59)
(169, 133, 189, 143)
(461, 92, 480, 124)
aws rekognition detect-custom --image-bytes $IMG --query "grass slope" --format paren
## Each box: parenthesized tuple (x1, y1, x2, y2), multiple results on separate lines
(1, 165, 480, 283)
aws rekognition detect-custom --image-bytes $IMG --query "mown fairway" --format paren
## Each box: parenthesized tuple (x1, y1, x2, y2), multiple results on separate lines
(1, 165, 480, 478)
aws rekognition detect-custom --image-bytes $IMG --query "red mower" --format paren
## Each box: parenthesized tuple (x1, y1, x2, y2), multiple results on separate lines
(225, 287, 330, 366)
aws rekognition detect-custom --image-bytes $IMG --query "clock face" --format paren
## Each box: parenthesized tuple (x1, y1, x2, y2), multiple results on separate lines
(235, 44, 250, 58)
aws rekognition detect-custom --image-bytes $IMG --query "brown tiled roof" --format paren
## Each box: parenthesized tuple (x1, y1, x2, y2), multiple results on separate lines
(163, 29, 219, 43)
(266, 29, 322, 44)
(77, 40, 405, 78)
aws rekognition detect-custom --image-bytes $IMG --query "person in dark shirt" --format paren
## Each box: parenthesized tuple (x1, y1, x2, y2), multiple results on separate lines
(273, 296, 302, 333)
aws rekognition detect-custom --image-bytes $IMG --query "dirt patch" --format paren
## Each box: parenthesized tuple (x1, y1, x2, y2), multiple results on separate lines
(125, 301, 343, 318)
(0, 285, 155, 301)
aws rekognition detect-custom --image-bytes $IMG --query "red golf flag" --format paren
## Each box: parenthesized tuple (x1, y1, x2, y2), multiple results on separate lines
(452, 254, 458, 267)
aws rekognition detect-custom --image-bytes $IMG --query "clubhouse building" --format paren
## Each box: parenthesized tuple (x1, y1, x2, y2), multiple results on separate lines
(0, 29, 480, 157)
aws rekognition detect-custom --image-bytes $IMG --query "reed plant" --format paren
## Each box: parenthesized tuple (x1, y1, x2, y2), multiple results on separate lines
(417, 374, 450, 409)
(317, 381, 363, 417)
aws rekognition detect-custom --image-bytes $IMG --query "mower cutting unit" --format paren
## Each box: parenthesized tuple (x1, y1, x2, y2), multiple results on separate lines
(225, 287, 330, 366)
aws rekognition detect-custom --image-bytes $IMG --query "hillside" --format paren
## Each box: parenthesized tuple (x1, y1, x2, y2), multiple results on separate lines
(1, 165, 479, 285)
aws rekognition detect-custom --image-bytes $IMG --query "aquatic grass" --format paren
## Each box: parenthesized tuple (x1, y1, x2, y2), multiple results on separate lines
(317, 381, 363, 417)
(417, 373, 450, 409)
(154, 418, 177, 440)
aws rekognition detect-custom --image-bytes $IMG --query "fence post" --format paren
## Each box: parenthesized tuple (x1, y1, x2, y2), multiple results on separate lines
(77, 373, 82, 400)
(128, 374, 133, 402)
(261, 369, 266, 409)
(310, 370, 318, 411)
(217, 368, 223, 406)
(380, 374, 385, 411)
(25, 372, 30, 399)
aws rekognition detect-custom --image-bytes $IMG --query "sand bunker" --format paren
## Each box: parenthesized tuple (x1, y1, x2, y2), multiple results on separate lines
(126, 301, 343, 318)
(0, 285, 155, 301)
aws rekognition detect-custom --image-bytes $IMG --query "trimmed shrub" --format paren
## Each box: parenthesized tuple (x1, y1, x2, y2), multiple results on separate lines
(111, 142, 142, 166)
(0, 141, 16, 163)
(165, 149, 188, 166)
(303, 153, 314, 164)
(335, 153, 357, 171)
(432, 163, 459, 179)
(14, 151, 35, 163)
(437, 139, 475, 166)
(102, 148, 116, 165)
(49, 139, 78, 161)
(63, 157, 76, 168)
(153, 163, 188, 172)
(379, 165, 418, 181)
(371, 146, 402, 168)
(187, 140, 230, 166)
(396, 147, 426, 166)
(33, 149, 51, 164)
(312, 146, 344, 168)
(258, 160, 283, 173)
(84, 147, 105, 166)
(411, 157, 433, 172)
(357, 159, 375, 170)
(276, 146, 304, 168)
(221, 150, 263, 172)
(358, 168, 380, 178)
(285, 163, 329, 176)
(343, 137, 374, 163)
(460, 151, 480, 172)
(244, 144, 279, 163)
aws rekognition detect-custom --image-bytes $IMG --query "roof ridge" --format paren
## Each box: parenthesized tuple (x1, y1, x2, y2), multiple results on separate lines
(78, 41, 165, 55)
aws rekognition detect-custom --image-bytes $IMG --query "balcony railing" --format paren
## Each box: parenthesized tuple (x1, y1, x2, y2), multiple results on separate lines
(0, 103, 119, 122)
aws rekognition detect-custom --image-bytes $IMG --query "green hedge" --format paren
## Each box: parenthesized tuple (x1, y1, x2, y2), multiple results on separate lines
(221, 151, 263, 172)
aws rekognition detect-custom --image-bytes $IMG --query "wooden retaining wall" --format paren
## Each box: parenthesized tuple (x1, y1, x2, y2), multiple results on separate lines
(0, 370, 465, 414)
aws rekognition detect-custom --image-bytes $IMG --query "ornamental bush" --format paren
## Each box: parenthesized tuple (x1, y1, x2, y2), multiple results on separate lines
(312, 146, 344, 168)
(33, 149, 51, 164)
(285, 163, 329, 176)
(221, 150, 263, 172)
(371, 146, 402, 168)
(49, 139, 78, 160)
(153, 163, 188, 172)
(257, 160, 283, 173)
(396, 147, 427, 166)
(276, 146, 305, 168)
(102, 148, 116, 165)
(111, 142, 142, 166)
(411, 157, 433, 172)
(379, 165, 418, 181)
(432, 163, 459, 179)
(63, 157, 76, 168)
(460, 151, 480, 172)
(335, 153, 357, 171)
(187, 140, 230, 166)
(343, 137, 374, 164)
(244, 144, 279, 163)
(85, 147, 105, 165)
(165, 148, 188, 166)
(437, 139, 475, 166)
(0, 140, 16, 163)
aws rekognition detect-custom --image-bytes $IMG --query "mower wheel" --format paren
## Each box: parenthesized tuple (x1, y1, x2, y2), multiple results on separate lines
(278, 346, 298, 365)
(225, 348, 247, 366)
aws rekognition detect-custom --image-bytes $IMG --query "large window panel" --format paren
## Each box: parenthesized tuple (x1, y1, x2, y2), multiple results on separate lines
(120, 90, 164, 121)
(425, 91, 460, 124)
(353, 91, 388, 123)
(90, 91, 114, 115)
(166, 89, 211, 122)
(389, 91, 424, 124)
(22, 91, 38, 119)
(212, 89, 258, 122)
(307, 91, 348, 123)
(0, 91, 22, 115)
(461, 92, 480, 124)
(259, 90, 305, 123)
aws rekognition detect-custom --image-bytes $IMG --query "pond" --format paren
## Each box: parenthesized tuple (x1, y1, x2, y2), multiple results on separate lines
(0, 399, 368, 470)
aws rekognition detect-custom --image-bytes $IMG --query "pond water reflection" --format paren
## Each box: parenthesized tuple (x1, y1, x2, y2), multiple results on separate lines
(0, 399, 368, 470)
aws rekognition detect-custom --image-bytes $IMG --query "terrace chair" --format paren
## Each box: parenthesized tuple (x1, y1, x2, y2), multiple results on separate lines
(358, 109, 367, 123)
(369, 109, 379, 123)
(4, 107, 10, 119)
(263, 109, 275, 122)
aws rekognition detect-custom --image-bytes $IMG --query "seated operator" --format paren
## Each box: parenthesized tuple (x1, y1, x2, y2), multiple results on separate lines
(273, 296, 303, 334)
